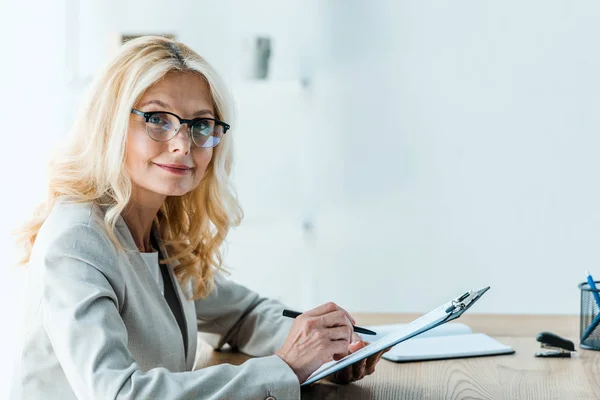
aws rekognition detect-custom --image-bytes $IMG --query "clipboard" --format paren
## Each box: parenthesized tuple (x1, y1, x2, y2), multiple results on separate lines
(301, 286, 491, 386)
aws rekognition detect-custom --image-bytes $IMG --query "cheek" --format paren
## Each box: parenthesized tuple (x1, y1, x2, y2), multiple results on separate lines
(125, 130, 161, 172)
(193, 148, 213, 174)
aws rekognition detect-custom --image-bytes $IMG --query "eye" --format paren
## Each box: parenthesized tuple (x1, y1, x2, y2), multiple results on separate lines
(148, 114, 167, 125)
(192, 119, 213, 136)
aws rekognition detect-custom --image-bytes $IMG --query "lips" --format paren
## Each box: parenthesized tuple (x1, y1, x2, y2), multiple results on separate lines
(153, 163, 193, 175)
(154, 163, 192, 171)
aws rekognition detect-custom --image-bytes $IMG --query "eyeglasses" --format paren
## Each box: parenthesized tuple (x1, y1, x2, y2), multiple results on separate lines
(131, 109, 230, 148)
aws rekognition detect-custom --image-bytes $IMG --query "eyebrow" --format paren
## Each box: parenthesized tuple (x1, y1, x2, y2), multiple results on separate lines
(138, 99, 215, 117)
(192, 109, 215, 118)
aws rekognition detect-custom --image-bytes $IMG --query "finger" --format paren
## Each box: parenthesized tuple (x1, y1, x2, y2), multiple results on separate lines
(366, 364, 376, 375)
(365, 351, 385, 375)
(369, 349, 386, 366)
(319, 313, 353, 344)
(348, 338, 366, 354)
(304, 302, 356, 325)
(334, 366, 353, 384)
(331, 339, 350, 361)
(352, 359, 366, 381)
(334, 304, 357, 326)
(327, 325, 353, 342)
(365, 353, 379, 374)
(303, 302, 338, 317)
(321, 310, 353, 330)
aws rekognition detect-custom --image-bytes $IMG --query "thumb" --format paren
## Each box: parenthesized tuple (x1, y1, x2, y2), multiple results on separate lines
(348, 338, 367, 353)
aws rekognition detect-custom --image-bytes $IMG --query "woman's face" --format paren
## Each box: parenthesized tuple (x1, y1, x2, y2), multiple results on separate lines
(126, 71, 215, 202)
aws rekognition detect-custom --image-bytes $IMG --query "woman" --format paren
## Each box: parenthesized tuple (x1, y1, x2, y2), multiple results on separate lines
(10, 36, 386, 399)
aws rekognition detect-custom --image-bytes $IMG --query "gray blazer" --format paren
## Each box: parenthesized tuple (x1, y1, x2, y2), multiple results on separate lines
(10, 199, 299, 399)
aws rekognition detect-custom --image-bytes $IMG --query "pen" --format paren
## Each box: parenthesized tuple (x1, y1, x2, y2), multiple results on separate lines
(587, 270, 600, 309)
(582, 270, 600, 342)
(282, 309, 377, 335)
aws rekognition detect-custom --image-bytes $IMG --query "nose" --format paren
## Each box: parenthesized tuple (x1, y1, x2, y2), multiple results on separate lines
(168, 124, 192, 154)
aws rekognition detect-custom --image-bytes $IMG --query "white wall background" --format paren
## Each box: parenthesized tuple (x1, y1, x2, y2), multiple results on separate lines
(2, 0, 600, 395)
(0, 1, 68, 397)
(311, 0, 600, 315)
(228, 0, 600, 317)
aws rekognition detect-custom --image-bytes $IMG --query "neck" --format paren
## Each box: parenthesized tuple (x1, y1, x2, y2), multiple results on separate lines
(122, 189, 166, 252)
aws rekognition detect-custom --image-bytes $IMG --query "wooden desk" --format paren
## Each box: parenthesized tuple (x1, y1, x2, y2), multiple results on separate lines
(194, 314, 598, 399)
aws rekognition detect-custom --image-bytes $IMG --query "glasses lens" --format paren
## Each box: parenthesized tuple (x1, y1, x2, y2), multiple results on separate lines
(146, 113, 179, 141)
(191, 119, 224, 148)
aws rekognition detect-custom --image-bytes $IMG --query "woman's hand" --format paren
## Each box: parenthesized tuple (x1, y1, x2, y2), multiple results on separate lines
(275, 302, 356, 383)
(327, 333, 390, 385)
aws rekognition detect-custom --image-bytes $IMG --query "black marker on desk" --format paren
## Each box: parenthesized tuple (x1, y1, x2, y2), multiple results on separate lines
(282, 309, 377, 335)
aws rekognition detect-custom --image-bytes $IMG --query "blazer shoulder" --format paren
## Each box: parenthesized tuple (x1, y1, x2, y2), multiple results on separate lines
(31, 199, 127, 301)
(47, 197, 105, 228)
(34, 199, 120, 267)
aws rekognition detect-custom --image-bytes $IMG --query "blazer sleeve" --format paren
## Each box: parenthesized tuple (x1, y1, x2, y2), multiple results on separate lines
(40, 223, 300, 400)
(195, 272, 295, 357)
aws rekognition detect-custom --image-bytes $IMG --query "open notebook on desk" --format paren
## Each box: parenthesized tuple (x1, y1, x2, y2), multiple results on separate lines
(360, 322, 514, 362)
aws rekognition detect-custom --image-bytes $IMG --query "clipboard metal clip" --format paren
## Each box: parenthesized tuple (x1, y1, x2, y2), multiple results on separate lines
(445, 290, 479, 314)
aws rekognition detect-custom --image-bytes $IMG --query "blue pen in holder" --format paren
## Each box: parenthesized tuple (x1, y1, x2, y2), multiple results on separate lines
(579, 281, 600, 350)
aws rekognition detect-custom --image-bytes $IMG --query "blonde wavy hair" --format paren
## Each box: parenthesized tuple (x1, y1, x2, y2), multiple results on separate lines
(15, 36, 243, 299)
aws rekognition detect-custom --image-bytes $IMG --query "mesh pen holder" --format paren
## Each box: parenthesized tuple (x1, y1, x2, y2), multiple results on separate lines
(580, 281, 600, 350)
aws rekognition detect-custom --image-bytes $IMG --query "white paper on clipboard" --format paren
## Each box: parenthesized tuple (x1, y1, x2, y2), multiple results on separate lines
(301, 287, 488, 386)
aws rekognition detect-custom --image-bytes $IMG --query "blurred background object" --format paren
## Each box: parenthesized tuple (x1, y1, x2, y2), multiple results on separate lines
(3, 0, 600, 395)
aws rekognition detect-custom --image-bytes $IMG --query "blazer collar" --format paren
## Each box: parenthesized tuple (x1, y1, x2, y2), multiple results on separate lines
(151, 226, 198, 370)
(114, 212, 198, 370)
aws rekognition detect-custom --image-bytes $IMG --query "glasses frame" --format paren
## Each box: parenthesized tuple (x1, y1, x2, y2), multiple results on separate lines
(130, 108, 230, 147)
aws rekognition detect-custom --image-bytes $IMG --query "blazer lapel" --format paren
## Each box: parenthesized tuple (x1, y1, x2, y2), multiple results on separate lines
(152, 226, 198, 370)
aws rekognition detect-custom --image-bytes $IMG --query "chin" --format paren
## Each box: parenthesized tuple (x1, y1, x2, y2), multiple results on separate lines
(148, 184, 192, 197)
(166, 188, 194, 197)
